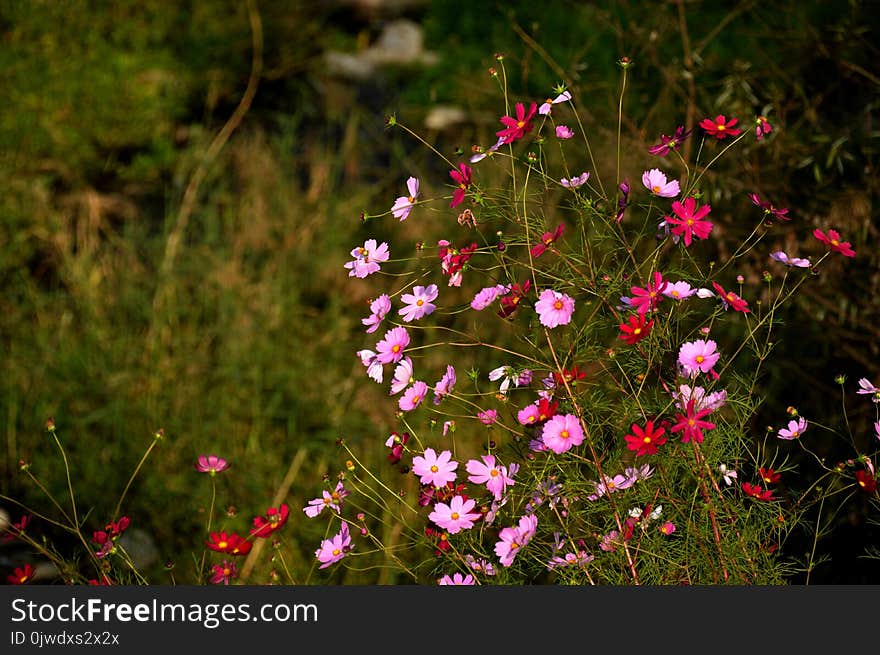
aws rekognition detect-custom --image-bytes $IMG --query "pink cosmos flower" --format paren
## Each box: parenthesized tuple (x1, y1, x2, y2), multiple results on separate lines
(770, 251, 810, 268)
(857, 378, 880, 402)
(777, 417, 808, 440)
(471, 284, 510, 311)
(375, 326, 410, 365)
(541, 413, 585, 454)
(362, 294, 392, 333)
(678, 339, 720, 377)
(659, 522, 676, 536)
(412, 448, 458, 487)
(399, 381, 428, 412)
(700, 114, 742, 139)
(560, 172, 590, 189)
(196, 454, 229, 475)
(630, 271, 668, 315)
(449, 164, 473, 208)
(712, 281, 750, 314)
(587, 473, 633, 501)
(433, 365, 456, 405)
(555, 125, 574, 139)
(494, 514, 538, 567)
(344, 239, 390, 278)
(399, 284, 438, 322)
(466, 455, 515, 500)
(356, 348, 384, 383)
(303, 482, 349, 518)
(813, 228, 856, 257)
(530, 224, 565, 258)
(496, 101, 537, 144)
(438, 572, 476, 585)
(390, 176, 419, 221)
(470, 137, 505, 163)
(663, 281, 697, 300)
(315, 522, 352, 569)
(641, 168, 680, 198)
(539, 90, 572, 115)
(390, 357, 415, 395)
(429, 495, 481, 534)
(616, 180, 630, 222)
(535, 289, 575, 328)
(719, 464, 738, 486)
(755, 116, 772, 140)
(670, 398, 716, 444)
(209, 561, 238, 585)
(477, 409, 498, 425)
(664, 196, 713, 246)
(648, 125, 693, 156)
(517, 403, 541, 426)
(673, 384, 727, 412)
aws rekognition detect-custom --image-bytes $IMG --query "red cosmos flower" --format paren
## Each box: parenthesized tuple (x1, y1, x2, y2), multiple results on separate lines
(855, 470, 877, 493)
(618, 313, 654, 346)
(813, 228, 856, 258)
(670, 398, 716, 444)
(6, 563, 36, 585)
(648, 125, 693, 156)
(496, 102, 537, 144)
(438, 240, 478, 286)
(624, 420, 667, 457)
(759, 467, 781, 485)
(497, 279, 531, 319)
(88, 575, 114, 586)
(250, 504, 290, 539)
(536, 397, 558, 423)
(424, 527, 452, 555)
(741, 482, 775, 501)
(699, 114, 742, 139)
(386, 431, 410, 464)
(749, 193, 790, 222)
(449, 164, 473, 208)
(553, 365, 587, 386)
(2, 514, 30, 542)
(712, 282, 750, 314)
(206, 531, 253, 556)
(530, 224, 565, 258)
(755, 116, 773, 140)
(665, 196, 713, 247)
(630, 271, 668, 315)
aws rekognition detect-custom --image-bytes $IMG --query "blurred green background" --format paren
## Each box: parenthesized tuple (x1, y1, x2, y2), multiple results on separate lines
(1, 0, 877, 583)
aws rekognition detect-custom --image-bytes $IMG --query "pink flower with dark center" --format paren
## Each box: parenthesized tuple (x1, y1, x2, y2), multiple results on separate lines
(391, 176, 419, 221)
(813, 228, 856, 257)
(449, 164, 473, 208)
(399, 381, 428, 412)
(641, 168, 680, 198)
(535, 289, 575, 328)
(344, 239, 390, 278)
(496, 102, 537, 144)
(362, 294, 392, 333)
(399, 284, 438, 322)
(412, 448, 458, 487)
(429, 495, 481, 534)
(541, 413, 585, 454)
(375, 326, 410, 365)
(664, 196, 713, 247)
(466, 455, 515, 500)
(678, 339, 721, 377)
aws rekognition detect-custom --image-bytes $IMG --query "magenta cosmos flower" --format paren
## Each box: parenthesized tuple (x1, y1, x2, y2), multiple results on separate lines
(678, 339, 720, 377)
(449, 164, 473, 208)
(813, 228, 856, 257)
(496, 101, 537, 144)
(411, 448, 458, 487)
(375, 326, 410, 365)
(541, 413, 585, 454)
(361, 293, 391, 334)
(398, 284, 438, 322)
(477, 409, 498, 425)
(429, 495, 482, 534)
(630, 271, 668, 315)
(670, 398, 716, 444)
(642, 168, 680, 198)
(648, 125, 692, 156)
(555, 125, 574, 139)
(535, 289, 575, 328)
(466, 455, 515, 500)
(438, 572, 476, 585)
(712, 281, 750, 314)
(209, 561, 237, 585)
(494, 514, 538, 567)
(777, 417, 808, 440)
(391, 176, 419, 221)
(315, 522, 352, 569)
(664, 196, 713, 246)
(700, 114, 742, 139)
(344, 239, 389, 278)
(755, 115, 772, 140)
(196, 454, 229, 475)
(539, 90, 572, 115)
(399, 380, 428, 412)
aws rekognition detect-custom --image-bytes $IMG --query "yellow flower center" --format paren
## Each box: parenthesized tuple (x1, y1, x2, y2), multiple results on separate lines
(358, 247, 367, 256)
(490, 469, 499, 477)
(687, 219, 694, 226)
(223, 567, 232, 576)
(695, 355, 705, 363)
(430, 465, 439, 473)
(553, 300, 564, 310)
(392, 345, 401, 353)
(643, 436, 651, 443)
(560, 430, 569, 439)
(218, 541, 228, 549)
(831, 239, 839, 246)
(717, 124, 726, 131)
(451, 512, 460, 520)
(517, 120, 525, 128)
(633, 328, 641, 335)
(652, 185, 661, 193)
(408, 195, 415, 203)
(332, 548, 341, 556)
(19, 576, 28, 583)
(416, 299, 424, 306)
